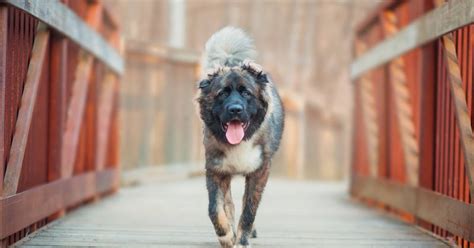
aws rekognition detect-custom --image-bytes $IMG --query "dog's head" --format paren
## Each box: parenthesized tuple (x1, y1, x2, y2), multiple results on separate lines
(197, 62, 270, 145)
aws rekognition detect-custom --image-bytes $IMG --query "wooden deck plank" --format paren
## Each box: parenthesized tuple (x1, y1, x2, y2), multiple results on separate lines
(19, 178, 449, 247)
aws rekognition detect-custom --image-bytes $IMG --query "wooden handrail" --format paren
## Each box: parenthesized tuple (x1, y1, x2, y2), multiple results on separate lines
(0, 0, 124, 74)
(351, 0, 474, 79)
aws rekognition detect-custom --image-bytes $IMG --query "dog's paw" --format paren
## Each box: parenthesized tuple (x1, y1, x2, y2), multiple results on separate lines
(218, 231, 235, 248)
(251, 228, 257, 238)
(233, 236, 251, 248)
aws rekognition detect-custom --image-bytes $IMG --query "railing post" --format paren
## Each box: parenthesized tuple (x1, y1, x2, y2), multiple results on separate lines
(0, 5, 7, 197)
(48, 33, 67, 183)
(417, 0, 436, 231)
(0, 9, 7, 242)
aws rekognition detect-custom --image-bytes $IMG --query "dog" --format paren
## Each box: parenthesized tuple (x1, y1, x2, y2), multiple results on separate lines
(197, 27, 284, 248)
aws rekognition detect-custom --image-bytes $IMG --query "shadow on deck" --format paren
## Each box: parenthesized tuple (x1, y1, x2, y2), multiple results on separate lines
(18, 177, 448, 248)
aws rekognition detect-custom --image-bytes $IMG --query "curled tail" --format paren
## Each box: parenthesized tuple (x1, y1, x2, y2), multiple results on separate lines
(202, 26, 257, 71)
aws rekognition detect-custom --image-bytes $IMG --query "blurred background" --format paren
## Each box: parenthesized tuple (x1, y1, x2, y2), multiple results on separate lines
(4, 1, 473, 247)
(106, 0, 380, 180)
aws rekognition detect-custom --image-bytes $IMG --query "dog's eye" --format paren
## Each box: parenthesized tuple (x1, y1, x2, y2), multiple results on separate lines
(218, 91, 229, 98)
(241, 90, 251, 98)
(218, 87, 232, 98)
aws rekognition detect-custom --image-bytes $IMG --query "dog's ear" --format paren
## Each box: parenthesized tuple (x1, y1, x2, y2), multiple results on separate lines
(254, 73, 269, 85)
(198, 79, 211, 89)
(241, 60, 269, 85)
(199, 67, 223, 90)
(243, 66, 270, 85)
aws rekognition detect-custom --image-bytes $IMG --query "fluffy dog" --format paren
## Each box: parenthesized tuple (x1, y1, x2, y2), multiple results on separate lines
(197, 27, 284, 248)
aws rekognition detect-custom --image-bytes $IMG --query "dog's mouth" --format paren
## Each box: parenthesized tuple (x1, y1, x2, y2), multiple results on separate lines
(222, 120, 249, 145)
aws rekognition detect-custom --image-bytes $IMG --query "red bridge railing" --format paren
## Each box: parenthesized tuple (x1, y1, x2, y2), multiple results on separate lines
(0, 0, 122, 246)
(351, 0, 473, 246)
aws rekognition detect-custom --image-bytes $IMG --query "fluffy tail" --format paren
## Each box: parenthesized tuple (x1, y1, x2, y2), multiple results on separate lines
(202, 26, 256, 71)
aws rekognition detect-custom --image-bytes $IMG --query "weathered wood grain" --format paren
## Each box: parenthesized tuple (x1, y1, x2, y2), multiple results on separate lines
(2, 23, 49, 197)
(19, 178, 449, 247)
(0, 0, 124, 74)
(351, 0, 474, 79)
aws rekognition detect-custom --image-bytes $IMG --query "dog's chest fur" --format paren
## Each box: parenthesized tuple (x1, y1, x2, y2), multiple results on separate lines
(218, 140, 262, 174)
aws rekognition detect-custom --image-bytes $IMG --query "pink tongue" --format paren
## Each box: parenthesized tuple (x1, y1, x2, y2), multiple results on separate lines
(226, 122, 245, 145)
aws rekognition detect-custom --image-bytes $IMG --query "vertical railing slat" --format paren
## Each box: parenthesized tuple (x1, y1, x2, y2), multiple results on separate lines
(48, 33, 67, 183)
(0, 6, 8, 197)
(417, 0, 436, 233)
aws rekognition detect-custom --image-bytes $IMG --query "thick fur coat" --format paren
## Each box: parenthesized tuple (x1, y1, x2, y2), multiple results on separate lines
(197, 27, 284, 248)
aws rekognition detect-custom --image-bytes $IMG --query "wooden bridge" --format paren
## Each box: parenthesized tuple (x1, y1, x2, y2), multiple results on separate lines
(16, 174, 449, 247)
(0, 0, 473, 247)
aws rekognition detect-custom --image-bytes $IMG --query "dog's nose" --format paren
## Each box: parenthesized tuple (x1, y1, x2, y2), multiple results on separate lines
(228, 104, 243, 115)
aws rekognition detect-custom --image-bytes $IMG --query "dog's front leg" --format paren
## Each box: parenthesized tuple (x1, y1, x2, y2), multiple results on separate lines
(224, 182, 235, 234)
(236, 163, 270, 248)
(206, 171, 235, 248)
